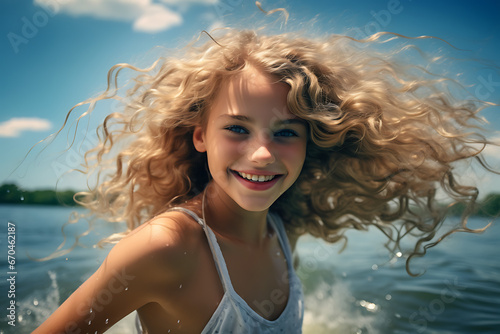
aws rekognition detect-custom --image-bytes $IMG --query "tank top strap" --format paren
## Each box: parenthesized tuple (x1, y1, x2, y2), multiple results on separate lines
(267, 212, 294, 268)
(167, 207, 205, 227)
(167, 207, 234, 293)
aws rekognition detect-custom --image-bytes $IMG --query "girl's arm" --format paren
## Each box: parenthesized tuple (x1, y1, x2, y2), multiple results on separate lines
(33, 218, 189, 334)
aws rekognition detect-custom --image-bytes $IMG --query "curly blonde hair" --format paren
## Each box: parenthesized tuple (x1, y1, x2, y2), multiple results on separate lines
(59, 29, 495, 275)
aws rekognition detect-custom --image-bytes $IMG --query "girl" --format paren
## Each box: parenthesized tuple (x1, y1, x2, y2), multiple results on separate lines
(34, 26, 496, 333)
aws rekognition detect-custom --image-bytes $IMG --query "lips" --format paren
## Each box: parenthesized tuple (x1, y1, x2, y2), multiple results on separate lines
(230, 169, 283, 191)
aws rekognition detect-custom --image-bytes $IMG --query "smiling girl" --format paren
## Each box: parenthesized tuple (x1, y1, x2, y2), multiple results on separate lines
(34, 21, 496, 334)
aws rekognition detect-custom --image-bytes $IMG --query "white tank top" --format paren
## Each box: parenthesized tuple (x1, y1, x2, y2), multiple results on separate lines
(135, 207, 304, 333)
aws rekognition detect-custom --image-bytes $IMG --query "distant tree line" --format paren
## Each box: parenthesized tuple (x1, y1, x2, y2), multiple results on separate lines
(446, 193, 500, 217)
(1, 183, 500, 215)
(0, 183, 79, 206)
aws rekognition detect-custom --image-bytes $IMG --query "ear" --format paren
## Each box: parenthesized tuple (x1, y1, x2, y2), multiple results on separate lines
(192, 126, 207, 153)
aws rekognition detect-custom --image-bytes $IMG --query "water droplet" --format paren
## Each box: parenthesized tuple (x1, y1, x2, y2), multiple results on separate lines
(88, 320, 92, 325)
(276, 251, 281, 256)
(395, 313, 401, 318)
(184, 251, 187, 255)
(27, 310, 32, 315)
(90, 308, 93, 313)
(168, 330, 171, 333)
(359, 300, 379, 312)
(33, 298, 39, 306)
(18, 314, 23, 322)
(385, 294, 392, 301)
(396, 251, 402, 258)
(125, 287, 129, 291)
(20, 196, 24, 201)
(105, 318, 109, 324)
(179, 284, 182, 289)
(371, 264, 378, 271)
(65, 257, 68, 261)
(165, 243, 169, 247)
(94, 331, 98, 334)
(177, 319, 180, 324)
(342, 272, 347, 278)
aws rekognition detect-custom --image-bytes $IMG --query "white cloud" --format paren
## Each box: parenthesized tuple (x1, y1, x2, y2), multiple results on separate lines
(161, 0, 218, 4)
(160, 0, 217, 11)
(34, 0, 148, 21)
(207, 20, 224, 32)
(0, 117, 52, 138)
(133, 4, 182, 33)
(34, 0, 216, 33)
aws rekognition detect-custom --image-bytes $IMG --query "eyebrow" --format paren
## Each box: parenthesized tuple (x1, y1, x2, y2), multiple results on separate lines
(219, 114, 306, 126)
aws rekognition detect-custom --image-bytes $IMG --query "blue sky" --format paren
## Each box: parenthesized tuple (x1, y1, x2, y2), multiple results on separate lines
(1, 0, 499, 194)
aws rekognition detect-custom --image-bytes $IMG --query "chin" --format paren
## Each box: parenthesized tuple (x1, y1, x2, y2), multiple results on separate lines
(233, 194, 279, 213)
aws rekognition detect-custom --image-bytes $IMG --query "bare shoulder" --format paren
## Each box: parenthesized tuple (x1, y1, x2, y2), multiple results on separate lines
(112, 209, 207, 284)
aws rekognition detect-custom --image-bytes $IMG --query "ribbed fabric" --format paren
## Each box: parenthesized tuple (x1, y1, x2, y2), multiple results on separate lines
(135, 208, 304, 334)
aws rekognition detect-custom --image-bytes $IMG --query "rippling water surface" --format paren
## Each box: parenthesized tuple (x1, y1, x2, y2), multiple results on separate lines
(0, 205, 499, 333)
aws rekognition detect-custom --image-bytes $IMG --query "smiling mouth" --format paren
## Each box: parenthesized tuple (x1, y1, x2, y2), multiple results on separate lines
(231, 170, 281, 183)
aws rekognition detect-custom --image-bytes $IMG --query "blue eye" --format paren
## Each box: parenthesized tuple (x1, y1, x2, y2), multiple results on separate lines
(225, 125, 248, 134)
(274, 129, 298, 137)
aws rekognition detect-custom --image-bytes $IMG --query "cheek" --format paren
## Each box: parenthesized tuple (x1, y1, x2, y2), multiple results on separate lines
(205, 136, 242, 173)
(209, 138, 242, 159)
(281, 143, 306, 161)
(281, 142, 307, 166)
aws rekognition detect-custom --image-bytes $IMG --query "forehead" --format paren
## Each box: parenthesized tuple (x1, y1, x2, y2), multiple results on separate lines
(209, 67, 294, 121)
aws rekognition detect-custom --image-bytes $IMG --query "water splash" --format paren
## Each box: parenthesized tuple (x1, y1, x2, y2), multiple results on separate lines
(17, 271, 60, 331)
(302, 281, 382, 334)
(358, 300, 379, 312)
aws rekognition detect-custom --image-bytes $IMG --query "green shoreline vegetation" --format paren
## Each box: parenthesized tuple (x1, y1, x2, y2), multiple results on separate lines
(0, 183, 79, 207)
(0, 183, 499, 216)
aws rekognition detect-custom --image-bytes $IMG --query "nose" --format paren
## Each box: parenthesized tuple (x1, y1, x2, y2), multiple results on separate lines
(248, 135, 275, 165)
(250, 145, 275, 164)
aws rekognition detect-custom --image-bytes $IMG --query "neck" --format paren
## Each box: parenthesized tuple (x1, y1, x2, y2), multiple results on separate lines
(201, 182, 271, 246)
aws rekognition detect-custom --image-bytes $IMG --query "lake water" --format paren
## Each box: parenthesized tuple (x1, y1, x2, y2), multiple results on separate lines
(0, 205, 499, 333)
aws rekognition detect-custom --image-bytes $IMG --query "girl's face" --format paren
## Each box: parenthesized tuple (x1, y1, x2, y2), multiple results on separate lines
(193, 67, 308, 212)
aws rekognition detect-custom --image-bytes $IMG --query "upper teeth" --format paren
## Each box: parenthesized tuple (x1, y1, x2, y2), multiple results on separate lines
(238, 172, 276, 182)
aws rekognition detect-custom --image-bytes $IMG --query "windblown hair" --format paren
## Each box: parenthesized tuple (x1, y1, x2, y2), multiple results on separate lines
(61, 29, 496, 275)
